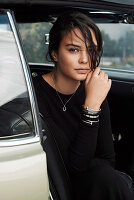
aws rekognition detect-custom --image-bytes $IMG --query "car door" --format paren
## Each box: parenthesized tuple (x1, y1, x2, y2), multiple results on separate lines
(0, 10, 50, 200)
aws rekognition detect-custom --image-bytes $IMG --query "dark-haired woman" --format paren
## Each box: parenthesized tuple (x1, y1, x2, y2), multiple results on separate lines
(33, 11, 134, 199)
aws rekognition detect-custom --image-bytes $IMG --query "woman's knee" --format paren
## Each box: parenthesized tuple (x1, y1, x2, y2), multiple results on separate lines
(87, 164, 118, 187)
(72, 164, 134, 199)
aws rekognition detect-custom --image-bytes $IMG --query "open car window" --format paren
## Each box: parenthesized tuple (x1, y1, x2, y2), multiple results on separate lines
(18, 18, 134, 73)
(18, 22, 52, 64)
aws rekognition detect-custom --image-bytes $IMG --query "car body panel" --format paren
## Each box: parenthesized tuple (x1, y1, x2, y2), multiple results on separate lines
(0, 142, 49, 200)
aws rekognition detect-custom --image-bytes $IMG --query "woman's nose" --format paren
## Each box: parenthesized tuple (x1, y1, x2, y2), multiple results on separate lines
(78, 50, 88, 64)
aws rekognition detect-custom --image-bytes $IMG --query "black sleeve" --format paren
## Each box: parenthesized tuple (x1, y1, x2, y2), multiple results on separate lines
(68, 99, 115, 173)
(96, 99, 115, 166)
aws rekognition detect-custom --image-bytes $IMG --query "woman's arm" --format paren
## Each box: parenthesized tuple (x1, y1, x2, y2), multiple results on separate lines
(69, 99, 115, 173)
(68, 68, 114, 173)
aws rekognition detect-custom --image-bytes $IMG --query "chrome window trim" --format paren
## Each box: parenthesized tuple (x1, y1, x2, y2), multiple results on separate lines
(102, 67, 134, 74)
(102, 67, 134, 81)
(49, 191, 54, 200)
(29, 62, 54, 67)
(0, 132, 33, 140)
(0, 11, 41, 146)
(0, 136, 40, 147)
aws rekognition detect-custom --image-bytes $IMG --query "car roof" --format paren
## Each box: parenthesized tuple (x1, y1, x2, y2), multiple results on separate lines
(0, 0, 134, 23)
(103, 0, 134, 6)
(0, 0, 134, 6)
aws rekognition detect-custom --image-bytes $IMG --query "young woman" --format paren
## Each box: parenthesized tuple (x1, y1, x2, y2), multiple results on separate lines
(33, 11, 134, 200)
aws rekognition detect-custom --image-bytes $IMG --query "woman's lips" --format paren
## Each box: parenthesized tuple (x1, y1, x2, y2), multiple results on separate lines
(75, 69, 89, 74)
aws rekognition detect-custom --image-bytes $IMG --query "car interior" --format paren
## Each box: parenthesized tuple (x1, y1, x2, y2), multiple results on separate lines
(23, 6, 134, 200)
(29, 7, 134, 198)
(1, 0, 134, 199)
(28, 5, 134, 178)
(0, 97, 33, 138)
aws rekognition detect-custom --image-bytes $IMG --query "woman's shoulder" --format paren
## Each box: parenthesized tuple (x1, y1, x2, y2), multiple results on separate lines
(32, 73, 51, 115)
(32, 73, 53, 93)
(32, 73, 43, 87)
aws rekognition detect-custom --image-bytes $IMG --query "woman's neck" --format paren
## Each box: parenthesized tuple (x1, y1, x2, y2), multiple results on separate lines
(42, 68, 81, 94)
(52, 71, 80, 95)
(42, 69, 80, 95)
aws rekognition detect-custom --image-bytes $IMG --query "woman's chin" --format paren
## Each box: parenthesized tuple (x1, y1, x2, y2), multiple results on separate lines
(75, 74, 87, 81)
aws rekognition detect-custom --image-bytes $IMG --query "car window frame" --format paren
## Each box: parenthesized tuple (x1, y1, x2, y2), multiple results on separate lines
(0, 9, 42, 147)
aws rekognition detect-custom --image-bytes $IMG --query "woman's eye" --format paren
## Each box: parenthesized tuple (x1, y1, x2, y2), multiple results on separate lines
(69, 48, 79, 52)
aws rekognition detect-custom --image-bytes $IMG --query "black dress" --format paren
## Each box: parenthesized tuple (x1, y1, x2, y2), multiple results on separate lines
(33, 74, 133, 200)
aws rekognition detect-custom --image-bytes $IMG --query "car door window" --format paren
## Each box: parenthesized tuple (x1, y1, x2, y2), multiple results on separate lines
(98, 23, 134, 71)
(0, 13, 34, 140)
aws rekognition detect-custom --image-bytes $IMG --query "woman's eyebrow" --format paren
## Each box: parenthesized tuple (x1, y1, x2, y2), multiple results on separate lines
(65, 43, 81, 48)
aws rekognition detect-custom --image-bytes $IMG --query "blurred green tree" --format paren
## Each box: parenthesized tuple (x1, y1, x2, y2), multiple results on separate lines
(18, 22, 52, 63)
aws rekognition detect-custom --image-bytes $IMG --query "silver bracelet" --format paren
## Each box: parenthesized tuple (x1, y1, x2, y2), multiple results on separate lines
(82, 119, 99, 125)
(83, 113, 99, 118)
(83, 106, 101, 115)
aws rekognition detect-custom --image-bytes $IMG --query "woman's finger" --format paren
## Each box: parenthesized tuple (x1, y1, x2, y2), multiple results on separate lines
(104, 73, 108, 81)
(85, 70, 93, 84)
(93, 67, 100, 77)
(99, 70, 105, 78)
(108, 78, 112, 86)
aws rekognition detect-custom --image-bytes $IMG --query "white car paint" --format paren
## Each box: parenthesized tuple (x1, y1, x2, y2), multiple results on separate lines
(0, 141, 49, 200)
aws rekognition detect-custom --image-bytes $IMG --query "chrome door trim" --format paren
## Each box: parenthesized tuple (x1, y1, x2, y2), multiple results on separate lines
(0, 136, 40, 147)
(49, 191, 54, 200)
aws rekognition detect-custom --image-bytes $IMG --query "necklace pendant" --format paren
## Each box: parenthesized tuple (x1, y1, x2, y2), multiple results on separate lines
(63, 106, 66, 112)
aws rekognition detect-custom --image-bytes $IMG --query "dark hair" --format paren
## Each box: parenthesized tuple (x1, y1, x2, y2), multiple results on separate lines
(48, 11, 103, 70)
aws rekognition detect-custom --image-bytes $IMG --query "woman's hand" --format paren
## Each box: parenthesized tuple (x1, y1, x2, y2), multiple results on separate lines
(84, 67, 111, 110)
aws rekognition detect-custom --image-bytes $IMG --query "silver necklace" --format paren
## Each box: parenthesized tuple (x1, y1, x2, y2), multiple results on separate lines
(51, 74, 77, 112)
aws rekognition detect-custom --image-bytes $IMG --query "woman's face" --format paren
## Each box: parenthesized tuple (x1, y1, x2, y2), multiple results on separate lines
(52, 27, 97, 81)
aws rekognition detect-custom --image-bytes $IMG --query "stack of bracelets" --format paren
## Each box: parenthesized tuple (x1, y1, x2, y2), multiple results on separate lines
(81, 106, 101, 125)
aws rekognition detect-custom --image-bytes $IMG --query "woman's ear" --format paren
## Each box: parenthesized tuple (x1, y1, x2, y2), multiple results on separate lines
(51, 51, 58, 62)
